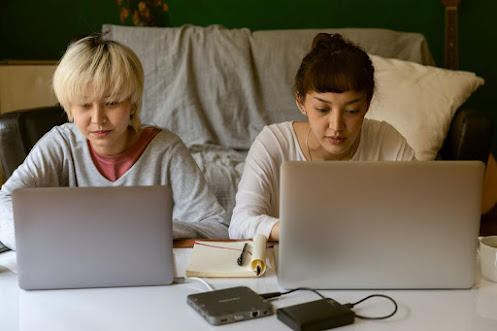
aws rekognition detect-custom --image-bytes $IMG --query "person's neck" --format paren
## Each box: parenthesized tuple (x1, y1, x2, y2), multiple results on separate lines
(126, 127, 142, 150)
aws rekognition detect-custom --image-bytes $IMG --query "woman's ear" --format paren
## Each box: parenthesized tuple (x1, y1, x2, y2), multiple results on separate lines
(296, 93, 307, 115)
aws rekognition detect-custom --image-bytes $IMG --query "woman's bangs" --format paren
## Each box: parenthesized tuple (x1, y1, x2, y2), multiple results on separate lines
(70, 73, 132, 105)
(307, 59, 363, 94)
(66, 73, 98, 105)
(106, 78, 134, 103)
(106, 56, 137, 103)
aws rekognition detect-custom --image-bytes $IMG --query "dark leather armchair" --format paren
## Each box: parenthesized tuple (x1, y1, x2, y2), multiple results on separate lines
(438, 108, 494, 163)
(0, 105, 68, 180)
(0, 105, 494, 184)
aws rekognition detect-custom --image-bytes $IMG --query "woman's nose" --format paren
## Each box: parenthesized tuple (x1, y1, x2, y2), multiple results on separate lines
(328, 112, 344, 132)
(91, 104, 106, 125)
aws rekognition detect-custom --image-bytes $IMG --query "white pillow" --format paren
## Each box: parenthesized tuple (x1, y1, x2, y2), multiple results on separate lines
(366, 54, 484, 161)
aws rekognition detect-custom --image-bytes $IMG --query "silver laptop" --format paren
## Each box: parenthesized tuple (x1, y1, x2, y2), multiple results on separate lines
(278, 161, 485, 289)
(13, 185, 174, 290)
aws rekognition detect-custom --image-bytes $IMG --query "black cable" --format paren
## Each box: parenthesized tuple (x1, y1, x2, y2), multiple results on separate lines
(344, 294, 398, 320)
(260, 287, 326, 300)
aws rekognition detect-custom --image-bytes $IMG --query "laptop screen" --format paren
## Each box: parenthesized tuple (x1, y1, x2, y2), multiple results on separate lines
(278, 161, 484, 289)
(13, 185, 174, 290)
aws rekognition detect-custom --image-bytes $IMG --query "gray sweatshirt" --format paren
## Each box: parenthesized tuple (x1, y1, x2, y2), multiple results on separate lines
(0, 123, 228, 250)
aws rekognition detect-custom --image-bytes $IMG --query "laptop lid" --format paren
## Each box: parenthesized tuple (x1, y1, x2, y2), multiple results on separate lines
(13, 185, 174, 290)
(278, 161, 484, 289)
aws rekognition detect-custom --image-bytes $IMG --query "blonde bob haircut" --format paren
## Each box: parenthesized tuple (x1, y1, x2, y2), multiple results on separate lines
(53, 34, 144, 132)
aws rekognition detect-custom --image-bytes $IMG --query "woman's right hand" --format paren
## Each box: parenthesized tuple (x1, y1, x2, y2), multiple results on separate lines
(269, 221, 280, 241)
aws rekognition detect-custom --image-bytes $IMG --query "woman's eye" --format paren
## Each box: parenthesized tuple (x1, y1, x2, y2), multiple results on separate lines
(80, 103, 91, 108)
(106, 101, 120, 107)
(316, 108, 329, 113)
(346, 109, 360, 115)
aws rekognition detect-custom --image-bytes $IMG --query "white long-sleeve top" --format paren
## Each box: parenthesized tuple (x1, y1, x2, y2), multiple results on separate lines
(229, 119, 416, 239)
(0, 123, 229, 250)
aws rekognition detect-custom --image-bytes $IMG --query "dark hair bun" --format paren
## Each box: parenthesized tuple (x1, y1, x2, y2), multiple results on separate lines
(311, 33, 347, 51)
(295, 32, 375, 104)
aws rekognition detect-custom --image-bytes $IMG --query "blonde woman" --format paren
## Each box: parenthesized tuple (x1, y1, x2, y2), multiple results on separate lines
(0, 35, 228, 250)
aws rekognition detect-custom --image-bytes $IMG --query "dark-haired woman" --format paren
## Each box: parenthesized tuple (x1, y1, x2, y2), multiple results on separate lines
(229, 33, 415, 241)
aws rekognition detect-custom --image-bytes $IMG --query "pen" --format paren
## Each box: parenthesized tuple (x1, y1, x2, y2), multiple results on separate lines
(237, 243, 248, 266)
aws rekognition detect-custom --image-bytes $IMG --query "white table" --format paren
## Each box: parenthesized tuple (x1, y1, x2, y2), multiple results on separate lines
(1, 248, 497, 331)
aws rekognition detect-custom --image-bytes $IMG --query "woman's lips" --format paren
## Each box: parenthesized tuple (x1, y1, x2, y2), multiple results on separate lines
(326, 136, 346, 145)
(91, 130, 111, 138)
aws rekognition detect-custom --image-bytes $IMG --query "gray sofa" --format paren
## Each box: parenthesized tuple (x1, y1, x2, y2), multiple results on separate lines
(103, 24, 491, 219)
(0, 25, 492, 222)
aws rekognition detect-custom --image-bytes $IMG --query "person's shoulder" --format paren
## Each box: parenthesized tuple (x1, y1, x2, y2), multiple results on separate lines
(264, 121, 294, 132)
(360, 118, 414, 160)
(362, 118, 404, 138)
(48, 122, 76, 134)
(267, 121, 293, 128)
(257, 121, 294, 141)
(38, 123, 81, 144)
(145, 126, 181, 143)
(142, 126, 190, 156)
(363, 118, 392, 130)
(248, 121, 299, 161)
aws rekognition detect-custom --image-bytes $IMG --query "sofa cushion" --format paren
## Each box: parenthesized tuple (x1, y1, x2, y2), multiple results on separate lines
(366, 55, 484, 160)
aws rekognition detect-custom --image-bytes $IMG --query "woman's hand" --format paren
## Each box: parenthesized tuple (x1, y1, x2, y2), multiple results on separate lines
(269, 221, 280, 241)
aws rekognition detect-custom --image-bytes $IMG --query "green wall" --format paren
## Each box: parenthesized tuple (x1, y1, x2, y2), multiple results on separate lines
(1, 0, 496, 150)
(0, 0, 120, 60)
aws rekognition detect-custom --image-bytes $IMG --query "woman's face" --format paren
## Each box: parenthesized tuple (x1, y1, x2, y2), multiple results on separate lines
(299, 90, 369, 160)
(70, 97, 134, 156)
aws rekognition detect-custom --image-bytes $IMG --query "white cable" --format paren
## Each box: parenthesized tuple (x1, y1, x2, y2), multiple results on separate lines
(186, 277, 215, 291)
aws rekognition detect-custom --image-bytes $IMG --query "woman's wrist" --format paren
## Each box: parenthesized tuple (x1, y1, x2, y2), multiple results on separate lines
(269, 221, 280, 241)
